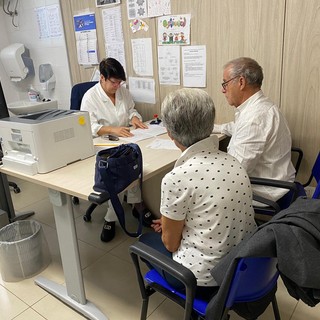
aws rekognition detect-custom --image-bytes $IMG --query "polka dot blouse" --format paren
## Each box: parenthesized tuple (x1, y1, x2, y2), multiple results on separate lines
(160, 135, 256, 287)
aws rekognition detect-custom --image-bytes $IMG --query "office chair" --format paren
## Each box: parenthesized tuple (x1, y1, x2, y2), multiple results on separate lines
(69, 81, 98, 206)
(129, 242, 281, 320)
(70, 81, 98, 111)
(251, 150, 320, 217)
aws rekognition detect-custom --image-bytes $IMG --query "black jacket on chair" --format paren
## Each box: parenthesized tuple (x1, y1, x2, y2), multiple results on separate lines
(208, 197, 320, 319)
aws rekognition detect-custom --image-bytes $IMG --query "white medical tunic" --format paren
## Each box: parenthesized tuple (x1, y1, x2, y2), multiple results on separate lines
(81, 82, 142, 137)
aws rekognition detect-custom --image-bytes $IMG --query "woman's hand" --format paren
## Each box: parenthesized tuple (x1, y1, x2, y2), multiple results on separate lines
(151, 218, 162, 233)
(131, 116, 148, 129)
(111, 126, 133, 137)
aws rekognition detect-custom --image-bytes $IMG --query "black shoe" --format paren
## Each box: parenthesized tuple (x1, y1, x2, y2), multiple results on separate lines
(132, 207, 154, 227)
(100, 221, 116, 242)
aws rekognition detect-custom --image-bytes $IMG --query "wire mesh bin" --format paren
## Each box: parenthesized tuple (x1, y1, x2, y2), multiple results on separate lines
(0, 220, 51, 282)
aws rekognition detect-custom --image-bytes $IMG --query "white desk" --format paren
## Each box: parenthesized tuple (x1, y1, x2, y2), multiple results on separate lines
(0, 133, 224, 319)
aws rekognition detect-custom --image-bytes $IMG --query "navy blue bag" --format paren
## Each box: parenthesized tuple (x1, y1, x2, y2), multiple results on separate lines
(93, 143, 143, 237)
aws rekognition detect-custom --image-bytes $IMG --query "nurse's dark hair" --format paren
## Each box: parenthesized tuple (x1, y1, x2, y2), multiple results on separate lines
(99, 58, 126, 81)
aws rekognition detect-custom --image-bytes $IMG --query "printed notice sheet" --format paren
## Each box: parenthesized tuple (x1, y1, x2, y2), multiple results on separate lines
(147, 0, 171, 18)
(182, 45, 206, 87)
(35, 4, 62, 39)
(131, 38, 153, 76)
(73, 13, 98, 65)
(129, 77, 156, 104)
(102, 6, 126, 70)
(158, 45, 180, 85)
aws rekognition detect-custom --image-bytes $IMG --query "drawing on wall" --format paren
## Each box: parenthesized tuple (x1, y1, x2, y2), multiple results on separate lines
(96, 0, 120, 7)
(158, 14, 191, 45)
(127, 0, 148, 19)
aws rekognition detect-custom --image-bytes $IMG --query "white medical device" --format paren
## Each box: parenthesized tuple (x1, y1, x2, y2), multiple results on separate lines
(0, 109, 95, 175)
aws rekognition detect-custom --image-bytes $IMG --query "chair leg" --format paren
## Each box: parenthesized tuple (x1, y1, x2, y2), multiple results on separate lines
(83, 203, 97, 222)
(272, 296, 281, 320)
(140, 296, 149, 320)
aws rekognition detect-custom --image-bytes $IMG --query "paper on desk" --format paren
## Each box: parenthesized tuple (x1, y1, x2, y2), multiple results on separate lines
(212, 124, 222, 134)
(122, 124, 167, 143)
(146, 138, 179, 150)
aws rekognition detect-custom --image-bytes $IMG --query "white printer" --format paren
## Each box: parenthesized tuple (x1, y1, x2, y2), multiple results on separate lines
(0, 109, 95, 175)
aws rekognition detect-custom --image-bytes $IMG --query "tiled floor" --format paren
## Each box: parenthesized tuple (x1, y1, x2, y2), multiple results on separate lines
(0, 177, 319, 320)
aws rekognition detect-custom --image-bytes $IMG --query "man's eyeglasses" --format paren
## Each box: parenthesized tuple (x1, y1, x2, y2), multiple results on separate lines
(107, 78, 125, 87)
(221, 76, 239, 90)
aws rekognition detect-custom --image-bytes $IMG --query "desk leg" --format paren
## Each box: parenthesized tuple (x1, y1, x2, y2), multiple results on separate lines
(35, 189, 107, 320)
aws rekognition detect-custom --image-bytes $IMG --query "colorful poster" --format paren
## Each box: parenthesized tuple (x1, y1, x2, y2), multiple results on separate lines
(157, 14, 191, 45)
(73, 13, 98, 65)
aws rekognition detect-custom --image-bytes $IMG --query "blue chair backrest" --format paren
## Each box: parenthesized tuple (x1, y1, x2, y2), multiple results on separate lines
(225, 257, 279, 308)
(70, 81, 98, 110)
(312, 152, 320, 184)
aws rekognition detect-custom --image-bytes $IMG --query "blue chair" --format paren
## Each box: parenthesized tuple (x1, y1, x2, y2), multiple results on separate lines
(70, 81, 98, 110)
(299, 151, 320, 199)
(69, 81, 98, 208)
(251, 151, 320, 217)
(129, 242, 281, 320)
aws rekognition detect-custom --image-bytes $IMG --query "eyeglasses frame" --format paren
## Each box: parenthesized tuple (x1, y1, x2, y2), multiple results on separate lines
(221, 76, 240, 90)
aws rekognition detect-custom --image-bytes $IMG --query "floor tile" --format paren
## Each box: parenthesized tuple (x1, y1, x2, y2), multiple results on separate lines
(291, 300, 320, 320)
(32, 294, 86, 320)
(12, 307, 46, 320)
(9, 179, 48, 211)
(0, 285, 28, 319)
(81, 252, 165, 320)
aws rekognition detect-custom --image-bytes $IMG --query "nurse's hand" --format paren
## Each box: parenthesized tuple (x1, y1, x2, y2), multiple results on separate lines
(131, 116, 148, 129)
(112, 126, 133, 137)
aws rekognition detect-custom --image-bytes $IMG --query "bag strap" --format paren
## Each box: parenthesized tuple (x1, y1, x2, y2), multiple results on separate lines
(99, 159, 143, 238)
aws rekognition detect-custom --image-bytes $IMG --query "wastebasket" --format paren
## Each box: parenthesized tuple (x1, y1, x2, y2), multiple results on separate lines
(0, 220, 51, 282)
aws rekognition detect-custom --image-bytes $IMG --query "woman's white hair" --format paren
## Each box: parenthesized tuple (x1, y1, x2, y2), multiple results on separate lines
(161, 88, 215, 147)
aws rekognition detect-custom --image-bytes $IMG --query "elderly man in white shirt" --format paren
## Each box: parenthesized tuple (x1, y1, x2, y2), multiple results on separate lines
(215, 57, 295, 202)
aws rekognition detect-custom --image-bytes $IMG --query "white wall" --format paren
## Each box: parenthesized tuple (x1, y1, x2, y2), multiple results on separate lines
(0, 0, 72, 109)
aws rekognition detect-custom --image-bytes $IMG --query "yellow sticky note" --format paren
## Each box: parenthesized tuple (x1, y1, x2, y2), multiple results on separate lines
(78, 116, 86, 125)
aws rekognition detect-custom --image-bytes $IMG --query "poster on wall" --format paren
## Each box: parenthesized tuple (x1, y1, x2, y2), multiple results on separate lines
(102, 6, 127, 71)
(127, 0, 148, 19)
(96, 0, 120, 7)
(147, 0, 171, 18)
(157, 14, 191, 45)
(73, 13, 99, 65)
(131, 38, 153, 76)
(182, 45, 206, 88)
(35, 4, 63, 39)
(158, 45, 180, 85)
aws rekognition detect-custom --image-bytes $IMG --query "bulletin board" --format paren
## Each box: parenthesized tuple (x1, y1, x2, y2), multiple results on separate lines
(60, 0, 284, 123)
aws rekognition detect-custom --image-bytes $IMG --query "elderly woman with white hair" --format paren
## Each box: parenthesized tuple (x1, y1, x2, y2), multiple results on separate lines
(139, 88, 256, 300)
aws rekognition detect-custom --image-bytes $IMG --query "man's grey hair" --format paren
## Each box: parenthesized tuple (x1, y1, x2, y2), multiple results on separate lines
(161, 88, 215, 148)
(224, 57, 264, 87)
